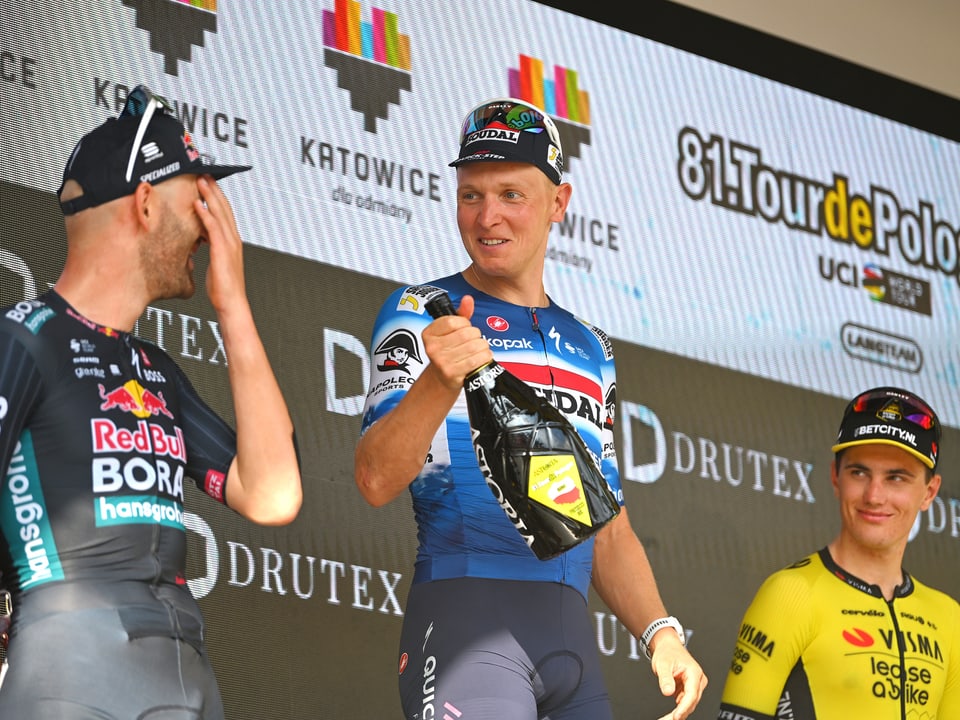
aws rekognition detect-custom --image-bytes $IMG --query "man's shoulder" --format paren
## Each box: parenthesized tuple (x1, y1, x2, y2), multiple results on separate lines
(1, 294, 59, 330)
(0, 295, 66, 355)
(753, 551, 824, 598)
(545, 302, 614, 361)
(907, 574, 960, 614)
(376, 276, 463, 319)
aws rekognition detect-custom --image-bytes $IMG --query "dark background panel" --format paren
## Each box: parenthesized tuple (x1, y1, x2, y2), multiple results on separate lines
(3, 1, 959, 718)
(4, 179, 958, 718)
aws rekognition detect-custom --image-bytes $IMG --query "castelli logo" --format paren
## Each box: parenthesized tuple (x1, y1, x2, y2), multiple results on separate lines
(398, 651, 408, 675)
(487, 315, 509, 332)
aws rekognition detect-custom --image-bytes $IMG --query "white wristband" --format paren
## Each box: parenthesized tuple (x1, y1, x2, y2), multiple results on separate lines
(639, 616, 685, 661)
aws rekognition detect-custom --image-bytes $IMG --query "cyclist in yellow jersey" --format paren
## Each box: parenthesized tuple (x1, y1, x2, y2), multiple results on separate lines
(718, 387, 960, 719)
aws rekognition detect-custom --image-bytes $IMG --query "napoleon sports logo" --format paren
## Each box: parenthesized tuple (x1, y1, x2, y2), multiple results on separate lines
(122, 0, 219, 76)
(322, 0, 412, 133)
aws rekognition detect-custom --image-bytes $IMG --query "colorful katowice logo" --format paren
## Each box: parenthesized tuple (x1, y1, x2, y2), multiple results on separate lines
(323, 1, 412, 133)
(508, 54, 592, 168)
(122, 0, 219, 76)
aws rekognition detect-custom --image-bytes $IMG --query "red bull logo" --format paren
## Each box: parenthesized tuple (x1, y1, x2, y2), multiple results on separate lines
(99, 381, 173, 419)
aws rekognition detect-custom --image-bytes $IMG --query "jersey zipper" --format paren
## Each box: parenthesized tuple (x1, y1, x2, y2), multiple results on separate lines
(120, 334, 164, 585)
(528, 305, 572, 578)
(887, 597, 907, 720)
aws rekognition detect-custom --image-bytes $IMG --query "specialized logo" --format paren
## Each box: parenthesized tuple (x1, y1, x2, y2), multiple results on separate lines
(99, 380, 174, 419)
(509, 53, 593, 167)
(548, 326, 562, 353)
(322, 1, 411, 133)
(121, 0, 219, 76)
(140, 160, 181, 184)
(374, 329, 422, 374)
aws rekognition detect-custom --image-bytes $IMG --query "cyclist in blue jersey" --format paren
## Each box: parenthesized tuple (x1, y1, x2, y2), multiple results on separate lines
(0, 85, 302, 719)
(355, 98, 707, 720)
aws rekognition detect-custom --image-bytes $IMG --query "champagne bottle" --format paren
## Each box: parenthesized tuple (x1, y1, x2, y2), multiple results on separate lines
(425, 289, 620, 560)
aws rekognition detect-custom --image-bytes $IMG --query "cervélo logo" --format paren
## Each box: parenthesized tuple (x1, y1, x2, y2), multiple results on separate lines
(322, 1, 412, 133)
(508, 53, 593, 169)
(121, 0, 218, 76)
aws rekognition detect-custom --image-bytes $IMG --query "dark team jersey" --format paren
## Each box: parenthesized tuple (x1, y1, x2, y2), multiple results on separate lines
(718, 548, 960, 719)
(0, 291, 237, 643)
(360, 274, 624, 601)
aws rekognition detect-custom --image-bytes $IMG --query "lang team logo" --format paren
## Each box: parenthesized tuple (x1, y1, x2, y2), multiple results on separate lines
(508, 54, 592, 169)
(323, 1, 412, 132)
(99, 380, 174, 419)
(122, 0, 219, 76)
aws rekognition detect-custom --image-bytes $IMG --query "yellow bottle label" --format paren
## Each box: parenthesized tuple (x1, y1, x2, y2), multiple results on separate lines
(527, 455, 592, 526)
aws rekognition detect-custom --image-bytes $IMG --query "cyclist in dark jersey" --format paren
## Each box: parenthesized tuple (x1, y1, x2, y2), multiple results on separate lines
(355, 98, 707, 719)
(718, 387, 960, 719)
(0, 86, 302, 719)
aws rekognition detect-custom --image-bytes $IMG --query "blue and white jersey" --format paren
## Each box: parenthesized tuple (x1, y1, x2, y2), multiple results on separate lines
(360, 273, 624, 601)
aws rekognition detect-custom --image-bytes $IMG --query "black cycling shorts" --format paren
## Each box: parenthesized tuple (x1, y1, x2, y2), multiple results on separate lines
(0, 604, 223, 719)
(398, 577, 613, 720)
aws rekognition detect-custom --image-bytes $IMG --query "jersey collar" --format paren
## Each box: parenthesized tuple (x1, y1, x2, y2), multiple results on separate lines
(818, 546, 914, 599)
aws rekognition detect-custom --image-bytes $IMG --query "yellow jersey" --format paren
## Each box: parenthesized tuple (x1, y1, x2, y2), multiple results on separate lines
(718, 548, 960, 719)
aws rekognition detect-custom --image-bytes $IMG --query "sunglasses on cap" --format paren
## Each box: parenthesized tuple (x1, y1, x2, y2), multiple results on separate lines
(848, 388, 939, 432)
(458, 98, 562, 149)
(121, 84, 175, 183)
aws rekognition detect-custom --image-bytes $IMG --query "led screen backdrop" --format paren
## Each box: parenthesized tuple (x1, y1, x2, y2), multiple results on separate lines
(1, 1, 958, 717)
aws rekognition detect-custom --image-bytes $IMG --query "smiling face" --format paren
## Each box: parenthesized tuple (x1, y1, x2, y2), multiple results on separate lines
(140, 174, 205, 300)
(832, 443, 940, 559)
(455, 161, 571, 298)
